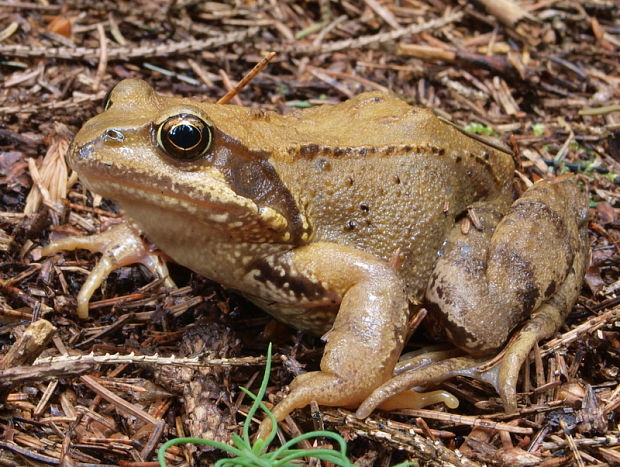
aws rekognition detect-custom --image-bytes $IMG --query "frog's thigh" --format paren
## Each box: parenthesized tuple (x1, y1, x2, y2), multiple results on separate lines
(427, 177, 588, 355)
(256, 242, 409, 438)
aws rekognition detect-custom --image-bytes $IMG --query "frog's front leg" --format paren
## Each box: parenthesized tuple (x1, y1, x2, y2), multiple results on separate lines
(253, 242, 411, 439)
(357, 176, 589, 417)
(41, 221, 173, 319)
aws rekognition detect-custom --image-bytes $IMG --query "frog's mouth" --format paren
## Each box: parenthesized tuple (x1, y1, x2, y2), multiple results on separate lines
(71, 141, 251, 207)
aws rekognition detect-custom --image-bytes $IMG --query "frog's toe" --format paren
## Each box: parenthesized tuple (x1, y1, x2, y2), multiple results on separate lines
(376, 389, 459, 412)
(356, 355, 484, 418)
(42, 222, 172, 318)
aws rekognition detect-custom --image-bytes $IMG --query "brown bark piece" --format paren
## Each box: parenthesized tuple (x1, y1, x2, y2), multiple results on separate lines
(475, 0, 530, 28)
(0, 319, 56, 370)
(0, 319, 57, 402)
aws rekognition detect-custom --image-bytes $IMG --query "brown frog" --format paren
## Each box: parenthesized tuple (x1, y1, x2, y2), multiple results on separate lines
(43, 79, 589, 438)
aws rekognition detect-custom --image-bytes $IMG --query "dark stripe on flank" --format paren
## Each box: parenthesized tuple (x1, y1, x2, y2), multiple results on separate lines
(493, 246, 541, 318)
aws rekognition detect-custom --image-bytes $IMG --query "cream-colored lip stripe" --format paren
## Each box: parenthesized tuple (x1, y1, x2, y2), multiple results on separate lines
(75, 165, 254, 216)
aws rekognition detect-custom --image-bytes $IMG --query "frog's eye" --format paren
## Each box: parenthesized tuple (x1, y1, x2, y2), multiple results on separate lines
(103, 88, 114, 111)
(156, 114, 213, 160)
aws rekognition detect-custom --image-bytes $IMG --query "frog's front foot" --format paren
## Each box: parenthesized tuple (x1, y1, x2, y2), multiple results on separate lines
(253, 242, 466, 440)
(256, 369, 459, 439)
(256, 371, 372, 440)
(41, 221, 173, 318)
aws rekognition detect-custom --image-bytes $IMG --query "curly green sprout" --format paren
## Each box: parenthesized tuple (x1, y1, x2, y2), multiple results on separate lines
(157, 343, 415, 466)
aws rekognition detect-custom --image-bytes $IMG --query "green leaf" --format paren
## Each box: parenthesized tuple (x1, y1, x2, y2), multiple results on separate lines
(463, 122, 496, 136)
(531, 123, 545, 136)
(285, 100, 314, 108)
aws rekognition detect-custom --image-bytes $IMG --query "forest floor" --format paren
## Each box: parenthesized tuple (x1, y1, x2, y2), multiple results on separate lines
(1, 1, 619, 465)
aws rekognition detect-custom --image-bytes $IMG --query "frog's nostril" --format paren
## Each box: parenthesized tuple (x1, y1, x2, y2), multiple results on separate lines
(76, 141, 95, 160)
(103, 128, 125, 142)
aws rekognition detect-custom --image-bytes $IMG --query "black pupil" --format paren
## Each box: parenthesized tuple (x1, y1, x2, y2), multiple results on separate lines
(169, 123, 200, 149)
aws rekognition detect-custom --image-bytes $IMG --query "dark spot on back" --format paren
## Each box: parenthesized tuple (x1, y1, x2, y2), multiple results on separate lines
(315, 157, 330, 171)
(249, 109, 268, 120)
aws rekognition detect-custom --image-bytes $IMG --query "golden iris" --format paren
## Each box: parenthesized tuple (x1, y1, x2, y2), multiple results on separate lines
(156, 114, 212, 160)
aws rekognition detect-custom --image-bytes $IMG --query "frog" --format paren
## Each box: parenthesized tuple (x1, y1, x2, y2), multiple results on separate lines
(42, 79, 589, 438)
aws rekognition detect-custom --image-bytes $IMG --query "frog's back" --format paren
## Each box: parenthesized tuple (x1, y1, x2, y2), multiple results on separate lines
(267, 93, 515, 301)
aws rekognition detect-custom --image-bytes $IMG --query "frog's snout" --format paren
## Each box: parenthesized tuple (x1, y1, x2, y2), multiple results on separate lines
(67, 121, 123, 172)
(73, 140, 94, 161)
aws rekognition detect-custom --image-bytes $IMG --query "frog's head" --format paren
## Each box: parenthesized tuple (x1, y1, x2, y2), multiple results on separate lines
(68, 79, 309, 245)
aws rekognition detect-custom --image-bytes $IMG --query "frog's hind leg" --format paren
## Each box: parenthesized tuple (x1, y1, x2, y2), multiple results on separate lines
(358, 177, 589, 417)
(356, 252, 586, 417)
(428, 177, 588, 356)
